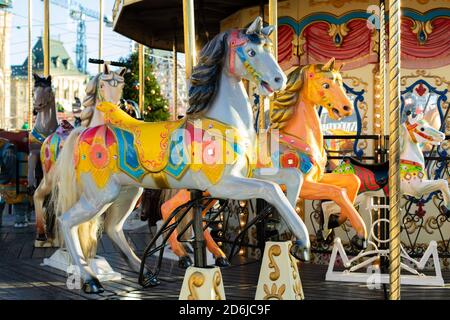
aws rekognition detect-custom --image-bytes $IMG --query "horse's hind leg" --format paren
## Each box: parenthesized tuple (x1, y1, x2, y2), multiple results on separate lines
(104, 186, 143, 273)
(34, 169, 53, 247)
(161, 189, 191, 259)
(161, 190, 228, 267)
(300, 179, 367, 249)
(59, 192, 117, 294)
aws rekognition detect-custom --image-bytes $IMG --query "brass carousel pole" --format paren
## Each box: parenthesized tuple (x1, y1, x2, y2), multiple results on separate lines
(388, 0, 402, 300)
(28, 0, 33, 129)
(43, 0, 50, 77)
(138, 44, 145, 115)
(379, 0, 386, 154)
(182, 0, 196, 79)
(172, 40, 178, 120)
(98, 0, 104, 73)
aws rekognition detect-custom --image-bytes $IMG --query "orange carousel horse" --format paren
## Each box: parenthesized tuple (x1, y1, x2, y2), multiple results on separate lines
(161, 58, 368, 267)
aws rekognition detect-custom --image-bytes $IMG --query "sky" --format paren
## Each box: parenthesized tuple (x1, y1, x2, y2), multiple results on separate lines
(9, 0, 132, 75)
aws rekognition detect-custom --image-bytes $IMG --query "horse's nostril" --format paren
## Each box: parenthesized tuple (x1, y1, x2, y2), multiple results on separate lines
(343, 105, 351, 112)
(274, 77, 282, 83)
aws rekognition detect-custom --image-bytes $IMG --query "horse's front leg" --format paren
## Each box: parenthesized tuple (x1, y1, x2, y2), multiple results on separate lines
(58, 184, 120, 294)
(252, 167, 303, 208)
(208, 175, 310, 261)
(27, 149, 40, 191)
(34, 169, 53, 246)
(407, 179, 450, 212)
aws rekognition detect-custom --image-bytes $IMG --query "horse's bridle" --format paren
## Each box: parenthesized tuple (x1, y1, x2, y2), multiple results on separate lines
(97, 74, 124, 101)
(405, 121, 434, 143)
(228, 31, 263, 83)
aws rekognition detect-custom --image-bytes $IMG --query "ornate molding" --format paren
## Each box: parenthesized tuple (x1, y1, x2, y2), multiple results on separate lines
(328, 23, 349, 47)
(411, 20, 433, 45)
(400, 70, 450, 90)
(268, 244, 281, 281)
(263, 283, 286, 300)
(187, 272, 205, 300)
(373, 66, 383, 136)
(309, 0, 369, 8)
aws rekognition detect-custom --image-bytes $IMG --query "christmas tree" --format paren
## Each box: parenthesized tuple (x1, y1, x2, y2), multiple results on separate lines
(120, 51, 170, 122)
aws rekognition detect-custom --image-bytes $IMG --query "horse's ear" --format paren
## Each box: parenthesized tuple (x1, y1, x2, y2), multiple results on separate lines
(322, 57, 336, 71)
(46, 75, 52, 84)
(119, 67, 127, 77)
(103, 63, 110, 74)
(261, 25, 274, 36)
(33, 73, 39, 81)
(246, 16, 262, 34)
(336, 62, 345, 72)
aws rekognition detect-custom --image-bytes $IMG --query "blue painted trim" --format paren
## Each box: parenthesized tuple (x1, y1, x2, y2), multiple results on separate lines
(343, 83, 365, 159)
(278, 8, 450, 35)
(112, 127, 146, 182)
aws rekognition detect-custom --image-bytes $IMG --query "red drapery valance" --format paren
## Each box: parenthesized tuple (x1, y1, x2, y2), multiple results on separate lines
(277, 17, 450, 70)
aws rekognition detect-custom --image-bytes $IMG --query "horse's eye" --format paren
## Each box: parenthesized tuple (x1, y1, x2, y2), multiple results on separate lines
(420, 127, 425, 131)
(247, 49, 256, 57)
(322, 83, 330, 89)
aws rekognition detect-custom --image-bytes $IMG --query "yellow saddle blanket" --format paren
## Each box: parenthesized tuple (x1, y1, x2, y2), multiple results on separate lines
(97, 101, 185, 173)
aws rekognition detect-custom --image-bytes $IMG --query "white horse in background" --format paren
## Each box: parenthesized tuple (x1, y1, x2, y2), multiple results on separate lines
(34, 65, 126, 248)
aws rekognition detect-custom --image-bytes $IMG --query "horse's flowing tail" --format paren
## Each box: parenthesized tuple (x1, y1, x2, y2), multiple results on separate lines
(51, 126, 99, 259)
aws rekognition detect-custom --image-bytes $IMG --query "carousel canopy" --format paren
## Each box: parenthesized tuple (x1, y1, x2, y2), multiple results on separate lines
(113, 0, 267, 52)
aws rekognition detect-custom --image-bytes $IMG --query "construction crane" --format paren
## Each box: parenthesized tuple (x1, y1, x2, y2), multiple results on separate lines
(43, 0, 113, 73)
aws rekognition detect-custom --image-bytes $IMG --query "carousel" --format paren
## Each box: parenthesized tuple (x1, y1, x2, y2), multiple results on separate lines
(0, 0, 449, 301)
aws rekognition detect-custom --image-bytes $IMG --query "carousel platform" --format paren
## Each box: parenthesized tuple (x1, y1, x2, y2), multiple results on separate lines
(1, 214, 450, 300)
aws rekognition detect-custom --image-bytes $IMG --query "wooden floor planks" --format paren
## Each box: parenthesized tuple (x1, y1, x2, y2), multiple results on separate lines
(1, 218, 450, 300)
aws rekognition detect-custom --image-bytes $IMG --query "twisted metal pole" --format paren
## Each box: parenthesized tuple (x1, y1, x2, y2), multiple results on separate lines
(379, 0, 386, 149)
(388, 0, 402, 300)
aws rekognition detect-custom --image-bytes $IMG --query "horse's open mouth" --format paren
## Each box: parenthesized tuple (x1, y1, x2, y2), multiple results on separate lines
(260, 80, 274, 94)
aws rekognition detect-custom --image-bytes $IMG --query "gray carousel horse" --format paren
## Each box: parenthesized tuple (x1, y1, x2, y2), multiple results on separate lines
(27, 74, 58, 194)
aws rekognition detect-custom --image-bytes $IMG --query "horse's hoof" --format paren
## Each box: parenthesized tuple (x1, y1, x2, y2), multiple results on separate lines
(215, 256, 231, 268)
(290, 240, 310, 262)
(327, 214, 341, 229)
(351, 235, 368, 250)
(178, 255, 193, 269)
(141, 272, 160, 288)
(82, 278, 104, 294)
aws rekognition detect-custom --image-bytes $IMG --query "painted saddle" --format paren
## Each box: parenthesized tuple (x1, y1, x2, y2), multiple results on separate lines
(333, 156, 389, 194)
(77, 102, 251, 189)
(40, 120, 74, 173)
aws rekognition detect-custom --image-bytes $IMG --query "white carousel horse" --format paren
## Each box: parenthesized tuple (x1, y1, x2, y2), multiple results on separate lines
(326, 112, 447, 286)
(50, 17, 310, 293)
(28, 74, 58, 193)
(34, 65, 126, 247)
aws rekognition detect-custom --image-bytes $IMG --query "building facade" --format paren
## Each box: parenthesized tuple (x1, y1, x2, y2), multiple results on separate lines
(10, 38, 88, 129)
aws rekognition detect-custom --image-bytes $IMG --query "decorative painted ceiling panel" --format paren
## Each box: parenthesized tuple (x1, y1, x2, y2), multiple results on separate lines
(277, 8, 450, 70)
